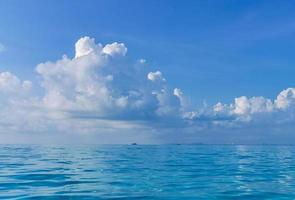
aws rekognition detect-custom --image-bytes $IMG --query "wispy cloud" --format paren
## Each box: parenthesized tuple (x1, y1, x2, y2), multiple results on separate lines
(0, 43, 5, 53)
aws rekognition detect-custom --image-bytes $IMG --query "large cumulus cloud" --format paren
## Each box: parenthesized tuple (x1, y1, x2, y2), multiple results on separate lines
(36, 36, 182, 121)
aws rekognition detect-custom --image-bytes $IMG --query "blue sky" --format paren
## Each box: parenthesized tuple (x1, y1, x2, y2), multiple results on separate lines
(1, 0, 295, 144)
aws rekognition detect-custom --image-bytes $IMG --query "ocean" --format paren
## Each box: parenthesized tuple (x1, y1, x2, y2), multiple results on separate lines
(1, 144, 295, 199)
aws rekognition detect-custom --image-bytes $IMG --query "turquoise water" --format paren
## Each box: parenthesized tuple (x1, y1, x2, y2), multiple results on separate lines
(1, 145, 295, 199)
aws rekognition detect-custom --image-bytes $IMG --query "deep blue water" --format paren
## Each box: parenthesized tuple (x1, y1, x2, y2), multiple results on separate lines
(1, 145, 295, 199)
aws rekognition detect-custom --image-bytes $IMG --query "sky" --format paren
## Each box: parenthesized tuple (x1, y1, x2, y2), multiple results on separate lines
(1, 0, 295, 144)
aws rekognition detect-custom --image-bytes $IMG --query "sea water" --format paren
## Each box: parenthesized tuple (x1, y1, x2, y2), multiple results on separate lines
(1, 145, 295, 199)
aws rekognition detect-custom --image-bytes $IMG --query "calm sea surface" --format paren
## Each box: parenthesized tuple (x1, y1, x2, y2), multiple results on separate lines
(1, 145, 295, 199)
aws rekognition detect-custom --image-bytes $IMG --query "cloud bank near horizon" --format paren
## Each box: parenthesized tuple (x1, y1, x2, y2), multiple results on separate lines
(1, 36, 295, 143)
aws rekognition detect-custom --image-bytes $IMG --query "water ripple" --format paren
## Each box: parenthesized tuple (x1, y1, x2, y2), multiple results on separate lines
(1, 145, 295, 199)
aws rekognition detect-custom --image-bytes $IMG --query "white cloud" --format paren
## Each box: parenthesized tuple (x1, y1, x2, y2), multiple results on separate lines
(173, 88, 190, 111)
(0, 72, 20, 92)
(275, 88, 295, 109)
(22, 80, 32, 91)
(232, 96, 273, 115)
(0, 71, 32, 94)
(102, 42, 127, 57)
(35, 37, 181, 123)
(147, 71, 165, 82)
(173, 88, 182, 98)
(213, 102, 226, 113)
(206, 90, 295, 125)
(75, 36, 102, 58)
(1, 36, 295, 144)
(138, 59, 146, 64)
